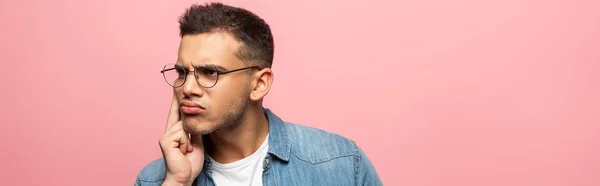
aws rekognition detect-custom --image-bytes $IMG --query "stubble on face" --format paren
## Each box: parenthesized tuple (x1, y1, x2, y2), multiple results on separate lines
(176, 32, 253, 135)
(181, 74, 252, 135)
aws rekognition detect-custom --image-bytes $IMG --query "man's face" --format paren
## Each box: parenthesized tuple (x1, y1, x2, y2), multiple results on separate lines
(176, 32, 252, 135)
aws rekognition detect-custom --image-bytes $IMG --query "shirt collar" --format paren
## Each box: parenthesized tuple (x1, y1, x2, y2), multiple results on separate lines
(264, 108, 291, 162)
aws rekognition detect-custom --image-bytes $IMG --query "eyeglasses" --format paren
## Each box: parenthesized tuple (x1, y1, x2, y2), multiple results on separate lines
(160, 64, 261, 88)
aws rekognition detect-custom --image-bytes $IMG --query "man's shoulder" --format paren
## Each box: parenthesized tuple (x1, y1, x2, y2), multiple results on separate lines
(283, 122, 359, 164)
(135, 157, 166, 184)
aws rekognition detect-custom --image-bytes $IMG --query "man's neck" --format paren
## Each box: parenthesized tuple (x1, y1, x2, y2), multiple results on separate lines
(206, 106, 269, 164)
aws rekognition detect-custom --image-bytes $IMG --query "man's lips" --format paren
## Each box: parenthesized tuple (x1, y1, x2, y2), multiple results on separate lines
(180, 100, 205, 114)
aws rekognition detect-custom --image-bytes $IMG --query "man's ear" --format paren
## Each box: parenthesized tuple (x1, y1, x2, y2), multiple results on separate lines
(250, 68, 274, 101)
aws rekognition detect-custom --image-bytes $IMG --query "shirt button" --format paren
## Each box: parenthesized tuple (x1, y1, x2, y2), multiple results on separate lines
(263, 158, 270, 170)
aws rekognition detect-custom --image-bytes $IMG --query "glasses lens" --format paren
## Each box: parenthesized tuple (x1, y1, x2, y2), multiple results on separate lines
(162, 64, 186, 87)
(195, 66, 219, 88)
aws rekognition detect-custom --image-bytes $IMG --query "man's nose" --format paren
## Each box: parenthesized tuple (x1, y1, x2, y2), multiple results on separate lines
(181, 73, 203, 97)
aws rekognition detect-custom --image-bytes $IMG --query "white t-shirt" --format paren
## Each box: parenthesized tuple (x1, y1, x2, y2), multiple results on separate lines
(208, 135, 269, 186)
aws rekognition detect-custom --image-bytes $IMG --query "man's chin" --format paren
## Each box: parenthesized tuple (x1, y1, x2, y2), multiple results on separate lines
(182, 119, 215, 135)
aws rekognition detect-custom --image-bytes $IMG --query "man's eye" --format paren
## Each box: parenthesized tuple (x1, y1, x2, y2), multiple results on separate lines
(175, 66, 187, 75)
(199, 68, 218, 76)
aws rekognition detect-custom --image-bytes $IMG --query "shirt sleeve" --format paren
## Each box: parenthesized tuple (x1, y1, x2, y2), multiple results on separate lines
(357, 147, 383, 186)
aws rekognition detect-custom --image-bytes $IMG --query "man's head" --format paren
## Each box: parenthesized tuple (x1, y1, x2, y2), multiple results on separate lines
(179, 2, 274, 69)
(170, 2, 274, 135)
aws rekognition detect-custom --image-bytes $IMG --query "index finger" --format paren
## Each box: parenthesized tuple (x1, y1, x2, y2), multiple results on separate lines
(166, 90, 180, 130)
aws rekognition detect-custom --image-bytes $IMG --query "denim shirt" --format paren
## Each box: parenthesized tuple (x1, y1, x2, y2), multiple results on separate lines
(135, 109, 382, 186)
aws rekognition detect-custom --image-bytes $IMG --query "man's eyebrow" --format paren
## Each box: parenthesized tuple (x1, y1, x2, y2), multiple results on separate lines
(194, 64, 228, 71)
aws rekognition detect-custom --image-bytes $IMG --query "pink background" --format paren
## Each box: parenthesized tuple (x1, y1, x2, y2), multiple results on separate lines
(1, 0, 599, 185)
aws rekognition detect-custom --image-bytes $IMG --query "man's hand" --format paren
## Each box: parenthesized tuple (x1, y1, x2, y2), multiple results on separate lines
(159, 94, 204, 186)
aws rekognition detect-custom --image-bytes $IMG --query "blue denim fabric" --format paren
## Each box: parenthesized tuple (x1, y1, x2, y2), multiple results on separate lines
(135, 108, 382, 186)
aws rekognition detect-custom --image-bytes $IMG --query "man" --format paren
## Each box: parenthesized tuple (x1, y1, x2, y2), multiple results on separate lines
(135, 2, 382, 186)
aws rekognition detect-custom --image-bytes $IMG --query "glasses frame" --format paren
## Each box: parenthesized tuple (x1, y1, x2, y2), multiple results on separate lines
(160, 64, 262, 88)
